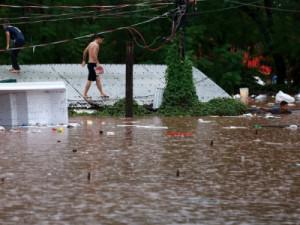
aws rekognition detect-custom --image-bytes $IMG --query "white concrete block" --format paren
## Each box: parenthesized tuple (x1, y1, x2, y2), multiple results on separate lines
(0, 82, 68, 126)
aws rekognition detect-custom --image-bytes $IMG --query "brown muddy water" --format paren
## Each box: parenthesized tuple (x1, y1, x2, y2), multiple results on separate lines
(0, 113, 300, 225)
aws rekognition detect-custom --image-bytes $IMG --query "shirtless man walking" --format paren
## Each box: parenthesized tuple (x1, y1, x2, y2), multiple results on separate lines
(81, 34, 108, 99)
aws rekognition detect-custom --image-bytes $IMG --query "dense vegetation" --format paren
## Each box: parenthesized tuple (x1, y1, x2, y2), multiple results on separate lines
(69, 97, 248, 117)
(1, 0, 299, 94)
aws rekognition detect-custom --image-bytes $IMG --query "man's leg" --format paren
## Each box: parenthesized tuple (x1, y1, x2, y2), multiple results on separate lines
(11, 49, 20, 71)
(95, 76, 108, 97)
(84, 81, 92, 98)
(11, 41, 23, 72)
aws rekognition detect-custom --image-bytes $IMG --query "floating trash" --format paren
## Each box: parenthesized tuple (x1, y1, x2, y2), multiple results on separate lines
(198, 119, 213, 123)
(265, 115, 281, 119)
(288, 125, 298, 130)
(136, 125, 168, 129)
(57, 128, 64, 133)
(254, 125, 262, 129)
(296, 163, 300, 166)
(222, 126, 247, 129)
(67, 123, 80, 127)
(243, 113, 252, 117)
(0, 126, 5, 131)
(107, 132, 115, 136)
(87, 120, 93, 125)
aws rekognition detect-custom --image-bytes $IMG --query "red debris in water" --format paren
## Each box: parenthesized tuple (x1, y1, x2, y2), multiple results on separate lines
(166, 133, 194, 136)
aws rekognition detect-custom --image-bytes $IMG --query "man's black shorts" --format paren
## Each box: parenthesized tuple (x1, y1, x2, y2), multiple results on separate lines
(87, 63, 97, 81)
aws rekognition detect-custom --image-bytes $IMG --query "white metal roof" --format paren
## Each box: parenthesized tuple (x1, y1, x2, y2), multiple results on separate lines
(0, 64, 230, 107)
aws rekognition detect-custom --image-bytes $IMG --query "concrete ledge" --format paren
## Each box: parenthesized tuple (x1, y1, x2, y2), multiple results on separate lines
(0, 82, 68, 126)
(0, 82, 66, 93)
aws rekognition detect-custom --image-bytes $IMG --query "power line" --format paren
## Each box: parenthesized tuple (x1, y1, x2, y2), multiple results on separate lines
(225, 0, 300, 13)
(0, 7, 175, 52)
(1, 5, 170, 26)
(0, 1, 172, 9)
(186, 0, 263, 15)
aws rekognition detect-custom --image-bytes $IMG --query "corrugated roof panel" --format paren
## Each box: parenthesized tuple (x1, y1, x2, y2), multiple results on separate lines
(0, 64, 230, 107)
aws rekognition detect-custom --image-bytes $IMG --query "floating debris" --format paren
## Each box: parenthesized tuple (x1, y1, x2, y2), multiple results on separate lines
(222, 126, 247, 129)
(254, 125, 262, 129)
(136, 125, 168, 129)
(288, 125, 298, 130)
(176, 170, 180, 177)
(198, 119, 213, 123)
(265, 115, 281, 119)
(87, 120, 93, 125)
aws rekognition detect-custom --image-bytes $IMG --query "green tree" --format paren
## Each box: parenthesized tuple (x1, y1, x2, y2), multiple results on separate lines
(160, 31, 199, 110)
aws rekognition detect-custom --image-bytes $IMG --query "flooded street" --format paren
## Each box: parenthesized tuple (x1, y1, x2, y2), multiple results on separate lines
(0, 113, 300, 225)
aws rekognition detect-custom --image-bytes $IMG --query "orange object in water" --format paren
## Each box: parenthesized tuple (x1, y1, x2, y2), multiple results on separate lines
(52, 128, 57, 132)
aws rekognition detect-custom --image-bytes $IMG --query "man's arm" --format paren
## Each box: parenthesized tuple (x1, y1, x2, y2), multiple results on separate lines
(92, 45, 102, 69)
(81, 45, 89, 67)
(259, 107, 270, 112)
(5, 31, 10, 50)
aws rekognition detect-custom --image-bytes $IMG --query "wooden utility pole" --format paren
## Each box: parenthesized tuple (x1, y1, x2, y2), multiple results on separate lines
(125, 41, 134, 118)
(175, 0, 189, 60)
(182, 0, 189, 60)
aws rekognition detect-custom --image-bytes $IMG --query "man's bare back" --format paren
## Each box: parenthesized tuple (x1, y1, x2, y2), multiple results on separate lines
(82, 41, 101, 67)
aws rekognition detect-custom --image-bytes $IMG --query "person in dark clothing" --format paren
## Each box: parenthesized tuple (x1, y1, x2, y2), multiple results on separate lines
(259, 101, 292, 114)
(3, 20, 25, 73)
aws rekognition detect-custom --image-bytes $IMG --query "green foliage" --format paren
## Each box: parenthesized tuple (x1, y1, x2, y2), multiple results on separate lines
(194, 45, 244, 95)
(94, 98, 150, 117)
(1, 0, 299, 88)
(160, 32, 199, 109)
(203, 98, 248, 116)
(239, 68, 264, 92)
(157, 98, 247, 116)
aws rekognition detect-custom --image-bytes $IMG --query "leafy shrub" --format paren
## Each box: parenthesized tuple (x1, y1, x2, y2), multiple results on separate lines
(157, 98, 247, 116)
(204, 98, 248, 116)
(94, 98, 150, 116)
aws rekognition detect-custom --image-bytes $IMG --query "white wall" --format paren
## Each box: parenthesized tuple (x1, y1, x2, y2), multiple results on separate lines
(0, 82, 68, 126)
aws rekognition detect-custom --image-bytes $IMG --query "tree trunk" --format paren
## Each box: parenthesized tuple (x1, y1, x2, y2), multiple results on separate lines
(272, 54, 286, 84)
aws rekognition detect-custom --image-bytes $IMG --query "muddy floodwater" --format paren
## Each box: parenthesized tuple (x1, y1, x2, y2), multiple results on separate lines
(0, 113, 300, 225)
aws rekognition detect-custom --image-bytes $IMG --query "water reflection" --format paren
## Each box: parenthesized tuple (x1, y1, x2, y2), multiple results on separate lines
(0, 113, 299, 224)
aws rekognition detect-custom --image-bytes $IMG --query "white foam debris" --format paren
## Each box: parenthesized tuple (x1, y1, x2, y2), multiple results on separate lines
(222, 126, 247, 129)
(136, 125, 168, 129)
(198, 119, 213, 123)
